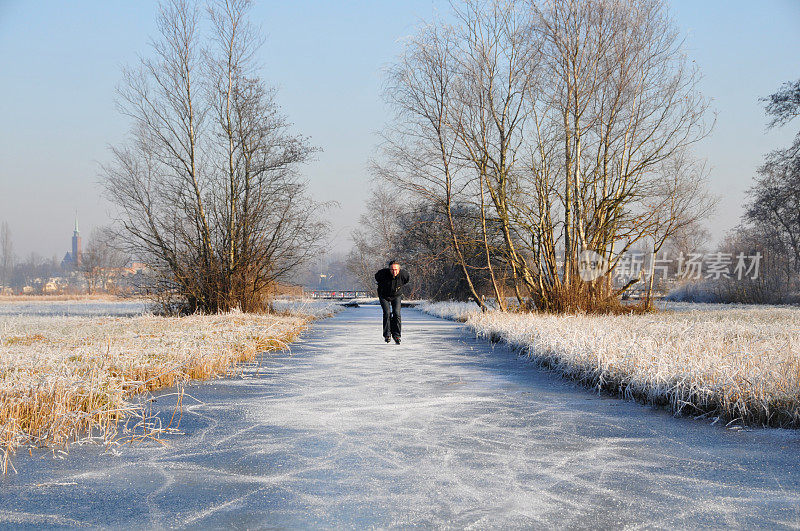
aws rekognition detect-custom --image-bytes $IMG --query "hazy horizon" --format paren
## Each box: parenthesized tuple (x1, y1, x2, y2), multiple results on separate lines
(1, 0, 799, 261)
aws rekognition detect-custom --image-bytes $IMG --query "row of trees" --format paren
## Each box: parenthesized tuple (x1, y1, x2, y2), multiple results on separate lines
(103, 0, 327, 313)
(373, 0, 715, 312)
(726, 78, 800, 303)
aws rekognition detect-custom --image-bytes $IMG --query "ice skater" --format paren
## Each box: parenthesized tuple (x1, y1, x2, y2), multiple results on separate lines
(375, 260, 410, 344)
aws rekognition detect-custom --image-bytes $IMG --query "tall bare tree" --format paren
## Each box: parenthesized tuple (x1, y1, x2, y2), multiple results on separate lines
(377, 20, 491, 310)
(639, 151, 717, 309)
(0, 221, 13, 289)
(103, 0, 325, 313)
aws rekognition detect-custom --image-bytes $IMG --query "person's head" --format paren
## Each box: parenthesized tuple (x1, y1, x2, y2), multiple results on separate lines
(388, 260, 400, 277)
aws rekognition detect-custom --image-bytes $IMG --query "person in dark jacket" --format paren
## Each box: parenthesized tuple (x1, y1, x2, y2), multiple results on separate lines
(375, 260, 410, 344)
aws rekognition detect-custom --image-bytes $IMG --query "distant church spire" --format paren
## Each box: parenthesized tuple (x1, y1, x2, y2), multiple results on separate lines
(71, 211, 81, 267)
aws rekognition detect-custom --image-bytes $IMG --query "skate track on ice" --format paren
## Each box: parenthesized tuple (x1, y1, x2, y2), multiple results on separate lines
(2, 306, 800, 528)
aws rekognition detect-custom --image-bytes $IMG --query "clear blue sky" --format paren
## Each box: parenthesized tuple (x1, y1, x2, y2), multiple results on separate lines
(0, 0, 798, 259)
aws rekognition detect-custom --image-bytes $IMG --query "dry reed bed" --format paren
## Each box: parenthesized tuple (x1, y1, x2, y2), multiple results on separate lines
(0, 311, 308, 472)
(419, 302, 800, 427)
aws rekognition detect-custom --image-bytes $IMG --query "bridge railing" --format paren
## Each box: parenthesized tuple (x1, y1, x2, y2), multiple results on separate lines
(306, 290, 374, 299)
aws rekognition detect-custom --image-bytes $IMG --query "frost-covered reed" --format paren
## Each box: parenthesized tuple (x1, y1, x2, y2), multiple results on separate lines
(418, 301, 483, 322)
(419, 301, 800, 427)
(270, 298, 344, 318)
(0, 311, 307, 472)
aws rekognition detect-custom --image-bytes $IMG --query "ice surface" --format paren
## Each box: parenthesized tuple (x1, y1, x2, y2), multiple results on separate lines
(1, 306, 799, 528)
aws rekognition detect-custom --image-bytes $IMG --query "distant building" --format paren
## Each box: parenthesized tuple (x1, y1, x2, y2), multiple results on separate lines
(123, 262, 148, 276)
(43, 277, 69, 294)
(61, 214, 82, 269)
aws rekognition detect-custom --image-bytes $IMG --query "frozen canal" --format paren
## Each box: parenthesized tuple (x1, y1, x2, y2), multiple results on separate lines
(2, 306, 800, 528)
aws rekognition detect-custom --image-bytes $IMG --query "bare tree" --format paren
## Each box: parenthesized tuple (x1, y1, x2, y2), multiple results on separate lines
(79, 228, 130, 294)
(744, 157, 800, 277)
(347, 188, 403, 292)
(761, 78, 800, 163)
(639, 151, 717, 309)
(377, 19, 491, 310)
(103, 0, 326, 313)
(447, 0, 539, 309)
(0, 221, 13, 290)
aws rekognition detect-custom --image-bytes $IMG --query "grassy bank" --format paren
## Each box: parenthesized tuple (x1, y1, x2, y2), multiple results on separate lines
(0, 309, 317, 473)
(419, 301, 800, 428)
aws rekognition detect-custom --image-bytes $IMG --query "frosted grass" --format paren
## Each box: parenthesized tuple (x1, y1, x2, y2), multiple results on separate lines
(655, 300, 797, 312)
(270, 297, 344, 318)
(419, 301, 800, 427)
(0, 310, 307, 472)
(418, 300, 482, 321)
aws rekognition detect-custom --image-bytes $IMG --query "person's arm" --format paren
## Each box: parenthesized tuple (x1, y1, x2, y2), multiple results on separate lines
(402, 270, 410, 285)
(374, 270, 381, 283)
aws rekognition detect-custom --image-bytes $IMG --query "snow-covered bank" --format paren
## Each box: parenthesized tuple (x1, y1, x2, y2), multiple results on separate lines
(418, 300, 482, 321)
(270, 298, 344, 318)
(0, 303, 310, 473)
(418, 301, 800, 427)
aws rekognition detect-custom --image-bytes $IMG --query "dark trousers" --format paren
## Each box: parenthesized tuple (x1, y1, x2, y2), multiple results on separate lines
(379, 296, 402, 338)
